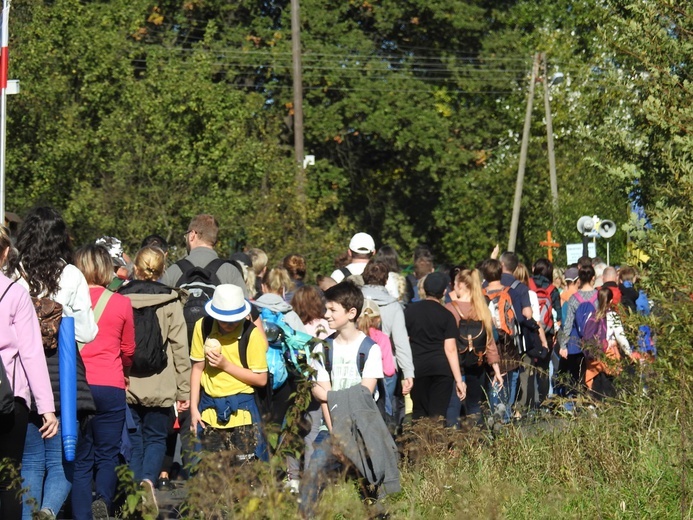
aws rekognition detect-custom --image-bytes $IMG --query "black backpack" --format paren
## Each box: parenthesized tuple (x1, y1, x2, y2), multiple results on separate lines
(119, 280, 171, 377)
(175, 258, 237, 345)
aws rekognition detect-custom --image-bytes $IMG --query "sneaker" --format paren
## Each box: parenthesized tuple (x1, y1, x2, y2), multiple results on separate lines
(91, 498, 109, 520)
(156, 476, 172, 491)
(36, 509, 55, 520)
(140, 479, 159, 517)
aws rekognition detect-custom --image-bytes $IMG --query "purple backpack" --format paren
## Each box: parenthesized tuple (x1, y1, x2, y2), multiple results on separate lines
(567, 292, 598, 354)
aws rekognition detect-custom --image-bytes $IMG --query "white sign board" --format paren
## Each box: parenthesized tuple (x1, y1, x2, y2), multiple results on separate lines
(566, 243, 596, 265)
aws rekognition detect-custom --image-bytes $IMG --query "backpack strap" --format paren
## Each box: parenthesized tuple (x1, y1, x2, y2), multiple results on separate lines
(339, 266, 351, 278)
(201, 316, 255, 368)
(0, 281, 16, 303)
(236, 319, 256, 369)
(174, 258, 196, 286)
(204, 258, 231, 284)
(78, 289, 114, 351)
(510, 279, 521, 290)
(357, 336, 377, 377)
(92, 290, 114, 324)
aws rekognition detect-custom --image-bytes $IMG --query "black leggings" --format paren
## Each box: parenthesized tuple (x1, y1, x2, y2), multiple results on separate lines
(0, 398, 30, 520)
(411, 375, 453, 421)
(557, 353, 586, 397)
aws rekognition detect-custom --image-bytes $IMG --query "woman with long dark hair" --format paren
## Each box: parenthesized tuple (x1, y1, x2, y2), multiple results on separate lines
(0, 226, 58, 520)
(7, 207, 98, 520)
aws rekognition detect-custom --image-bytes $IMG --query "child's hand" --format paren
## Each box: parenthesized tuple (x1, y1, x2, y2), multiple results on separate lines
(206, 349, 228, 371)
(190, 410, 205, 436)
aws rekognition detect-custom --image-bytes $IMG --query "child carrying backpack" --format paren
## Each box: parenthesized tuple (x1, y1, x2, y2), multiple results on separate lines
(557, 264, 598, 396)
(189, 285, 269, 462)
(301, 282, 398, 517)
(582, 287, 634, 400)
(358, 298, 396, 378)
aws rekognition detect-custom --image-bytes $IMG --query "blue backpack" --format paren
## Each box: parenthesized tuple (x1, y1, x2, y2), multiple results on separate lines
(567, 292, 598, 355)
(259, 308, 320, 389)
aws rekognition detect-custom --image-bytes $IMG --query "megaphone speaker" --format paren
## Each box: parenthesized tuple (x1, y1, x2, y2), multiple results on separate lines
(577, 215, 595, 235)
(598, 220, 617, 238)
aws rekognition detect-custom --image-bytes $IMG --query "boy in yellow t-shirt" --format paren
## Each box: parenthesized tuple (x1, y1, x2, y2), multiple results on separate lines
(189, 285, 268, 460)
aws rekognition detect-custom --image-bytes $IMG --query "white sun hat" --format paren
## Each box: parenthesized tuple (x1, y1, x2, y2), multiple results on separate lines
(204, 284, 252, 322)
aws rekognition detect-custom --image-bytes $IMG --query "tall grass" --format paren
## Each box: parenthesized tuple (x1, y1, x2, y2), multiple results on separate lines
(176, 381, 683, 519)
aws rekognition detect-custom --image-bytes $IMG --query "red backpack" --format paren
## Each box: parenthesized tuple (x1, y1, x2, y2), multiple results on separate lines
(528, 279, 556, 333)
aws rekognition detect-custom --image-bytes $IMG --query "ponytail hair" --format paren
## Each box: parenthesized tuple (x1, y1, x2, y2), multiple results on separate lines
(595, 286, 613, 320)
(134, 246, 165, 281)
(455, 268, 493, 338)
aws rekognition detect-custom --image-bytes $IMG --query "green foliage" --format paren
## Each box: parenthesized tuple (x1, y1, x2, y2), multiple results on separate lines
(7, 0, 640, 271)
(115, 464, 158, 519)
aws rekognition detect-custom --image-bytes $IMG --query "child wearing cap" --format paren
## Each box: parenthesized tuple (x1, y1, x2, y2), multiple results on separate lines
(189, 284, 268, 460)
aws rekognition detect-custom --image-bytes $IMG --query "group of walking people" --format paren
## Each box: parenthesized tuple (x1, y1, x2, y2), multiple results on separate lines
(0, 209, 650, 519)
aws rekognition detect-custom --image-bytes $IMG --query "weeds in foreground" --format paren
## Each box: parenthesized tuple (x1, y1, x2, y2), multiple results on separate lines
(159, 387, 682, 519)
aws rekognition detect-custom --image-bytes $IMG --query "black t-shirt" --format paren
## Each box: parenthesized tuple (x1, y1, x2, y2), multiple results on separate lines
(405, 300, 459, 378)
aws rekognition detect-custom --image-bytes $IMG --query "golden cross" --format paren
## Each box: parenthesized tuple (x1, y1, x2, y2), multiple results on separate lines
(539, 231, 561, 262)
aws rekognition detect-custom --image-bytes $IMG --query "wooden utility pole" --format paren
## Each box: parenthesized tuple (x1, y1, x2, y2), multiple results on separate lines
(290, 0, 305, 209)
(508, 53, 540, 252)
(543, 53, 559, 226)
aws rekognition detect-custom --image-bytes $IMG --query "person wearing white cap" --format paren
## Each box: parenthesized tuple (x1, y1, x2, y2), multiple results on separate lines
(188, 285, 268, 461)
(330, 232, 376, 283)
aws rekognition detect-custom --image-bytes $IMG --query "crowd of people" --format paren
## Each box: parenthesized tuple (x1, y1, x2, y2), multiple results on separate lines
(0, 208, 652, 519)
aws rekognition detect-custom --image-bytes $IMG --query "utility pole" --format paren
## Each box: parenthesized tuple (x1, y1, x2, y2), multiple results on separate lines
(0, 0, 11, 226)
(290, 0, 305, 210)
(508, 53, 540, 252)
(543, 52, 559, 226)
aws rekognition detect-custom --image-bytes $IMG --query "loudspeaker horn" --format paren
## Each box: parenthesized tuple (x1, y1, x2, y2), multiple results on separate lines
(598, 219, 617, 239)
(577, 215, 595, 235)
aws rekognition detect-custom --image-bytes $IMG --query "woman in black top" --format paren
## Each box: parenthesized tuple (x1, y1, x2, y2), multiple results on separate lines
(404, 272, 465, 420)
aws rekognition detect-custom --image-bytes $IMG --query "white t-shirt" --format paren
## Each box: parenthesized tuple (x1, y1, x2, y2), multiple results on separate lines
(330, 262, 368, 283)
(528, 290, 541, 323)
(311, 331, 383, 391)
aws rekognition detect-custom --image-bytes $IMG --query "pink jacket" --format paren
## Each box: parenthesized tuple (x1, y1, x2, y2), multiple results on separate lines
(0, 273, 55, 414)
(369, 328, 396, 377)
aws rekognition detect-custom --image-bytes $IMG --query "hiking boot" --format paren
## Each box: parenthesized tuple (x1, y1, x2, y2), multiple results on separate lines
(140, 479, 159, 517)
(91, 498, 109, 520)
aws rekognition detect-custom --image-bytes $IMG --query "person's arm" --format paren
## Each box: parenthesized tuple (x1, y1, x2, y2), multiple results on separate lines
(205, 350, 267, 387)
(443, 337, 466, 400)
(65, 266, 99, 343)
(189, 361, 205, 434)
(119, 297, 135, 375)
(167, 299, 191, 409)
(609, 312, 633, 357)
(14, 287, 58, 438)
(389, 306, 415, 393)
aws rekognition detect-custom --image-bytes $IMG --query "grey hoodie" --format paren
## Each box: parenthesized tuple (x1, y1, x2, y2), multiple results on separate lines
(361, 285, 415, 379)
(253, 293, 307, 333)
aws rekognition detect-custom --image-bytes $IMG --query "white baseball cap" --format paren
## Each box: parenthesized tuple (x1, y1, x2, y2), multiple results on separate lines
(349, 232, 375, 254)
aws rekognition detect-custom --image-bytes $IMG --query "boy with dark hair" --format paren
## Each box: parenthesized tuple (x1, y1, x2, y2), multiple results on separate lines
(300, 281, 398, 516)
